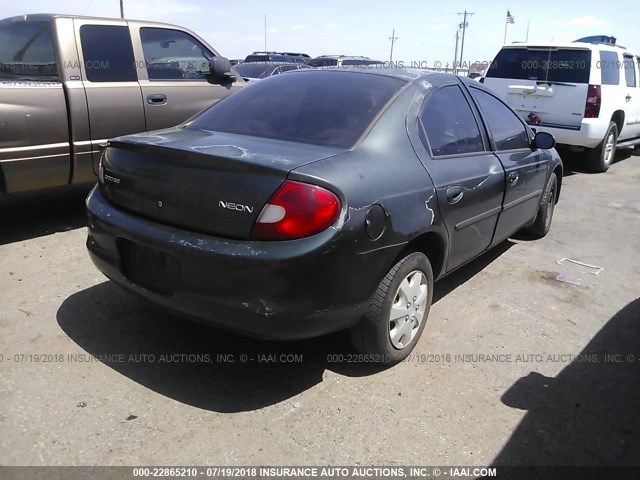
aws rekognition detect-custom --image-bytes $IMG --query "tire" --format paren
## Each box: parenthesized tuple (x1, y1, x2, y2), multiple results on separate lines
(586, 121, 617, 172)
(350, 252, 434, 364)
(525, 173, 558, 239)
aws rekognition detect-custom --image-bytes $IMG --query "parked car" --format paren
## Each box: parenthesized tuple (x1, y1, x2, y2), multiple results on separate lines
(86, 68, 562, 363)
(0, 14, 244, 195)
(244, 51, 309, 64)
(483, 39, 640, 172)
(233, 62, 310, 82)
(308, 55, 383, 67)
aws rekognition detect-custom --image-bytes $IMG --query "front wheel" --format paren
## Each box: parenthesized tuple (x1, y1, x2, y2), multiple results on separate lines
(586, 121, 617, 172)
(350, 252, 434, 364)
(524, 173, 558, 238)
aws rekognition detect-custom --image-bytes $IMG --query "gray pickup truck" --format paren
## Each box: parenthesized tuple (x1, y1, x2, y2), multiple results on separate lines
(0, 14, 243, 195)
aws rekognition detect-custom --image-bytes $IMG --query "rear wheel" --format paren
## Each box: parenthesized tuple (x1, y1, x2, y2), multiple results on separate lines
(350, 252, 433, 364)
(586, 122, 617, 172)
(525, 173, 557, 238)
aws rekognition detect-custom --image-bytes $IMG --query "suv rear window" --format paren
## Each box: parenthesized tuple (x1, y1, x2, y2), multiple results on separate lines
(487, 47, 591, 83)
(0, 21, 58, 78)
(188, 71, 405, 148)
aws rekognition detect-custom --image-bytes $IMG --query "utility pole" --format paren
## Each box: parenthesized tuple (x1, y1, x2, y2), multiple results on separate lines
(389, 29, 398, 63)
(453, 29, 460, 74)
(119, 0, 124, 18)
(457, 10, 474, 75)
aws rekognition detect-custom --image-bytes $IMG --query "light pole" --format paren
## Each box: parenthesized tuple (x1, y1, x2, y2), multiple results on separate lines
(389, 29, 398, 63)
(119, 0, 124, 19)
(457, 10, 474, 75)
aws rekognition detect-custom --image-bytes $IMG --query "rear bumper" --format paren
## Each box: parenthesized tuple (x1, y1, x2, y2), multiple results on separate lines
(85, 186, 380, 340)
(533, 119, 609, 149)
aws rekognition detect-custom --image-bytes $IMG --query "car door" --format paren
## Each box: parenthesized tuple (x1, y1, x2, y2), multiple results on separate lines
(74, 19, 145, 173)
(414, 83, 505, 272)
(75, 19, 146, 175)
(468, 86, 548, 245)
(132, 25, 241, 131)
(621, 54, 640, 139)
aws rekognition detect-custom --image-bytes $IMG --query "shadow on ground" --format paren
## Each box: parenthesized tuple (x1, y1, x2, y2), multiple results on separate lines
(57, 241, 515, 412)
(492, 298, 640, 467)
(0, 185, 92, 245)
(560, 148, 634, 175)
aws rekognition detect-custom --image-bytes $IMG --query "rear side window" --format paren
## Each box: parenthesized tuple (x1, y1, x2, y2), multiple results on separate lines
(470, 88, 530, 151)
(599, 51, 620, 86)
(419, 85, 484, 156)
(140, 28, 213, 80)
(0, 21, 58, 78)
(188, 71, 406, 148)
(80, 25, 136, 82)
(487, 48, 591, 83)
(623, 54, 636, 87)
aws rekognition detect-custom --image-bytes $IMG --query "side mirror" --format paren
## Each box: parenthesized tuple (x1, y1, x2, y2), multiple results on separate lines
(532, 131, 556, 150)
(209, 56, 235, 83)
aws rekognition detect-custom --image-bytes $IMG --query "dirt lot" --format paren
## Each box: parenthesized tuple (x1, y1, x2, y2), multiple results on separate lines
(1, 152, 639, 467)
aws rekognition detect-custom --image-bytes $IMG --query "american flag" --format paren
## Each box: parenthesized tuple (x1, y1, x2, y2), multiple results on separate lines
(506, 10, 515, 24)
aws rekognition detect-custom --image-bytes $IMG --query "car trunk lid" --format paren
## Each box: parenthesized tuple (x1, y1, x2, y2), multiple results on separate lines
(100, 127, 346, 239)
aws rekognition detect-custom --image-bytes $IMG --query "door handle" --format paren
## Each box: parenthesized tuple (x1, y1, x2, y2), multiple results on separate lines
(508, 171, 519, 186)
(446, 185, 464, 204)
(626, 94, 632, 102)
(147, 94, 167, 105)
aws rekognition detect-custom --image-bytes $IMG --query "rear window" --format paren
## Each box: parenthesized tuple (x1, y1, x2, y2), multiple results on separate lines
(80, 25, 137, 82)
(233, 63, 275, 78)
(487, 47, 591, 83)
(309, 58, 338, 67)
(187, 71, 406, 148)
(0, 21, 58, 78)
(342, 59, 383, 66)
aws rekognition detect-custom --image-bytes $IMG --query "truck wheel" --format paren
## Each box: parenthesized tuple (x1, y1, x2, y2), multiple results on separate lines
(525, 173, 557, 239)
(586, 122, 617, 172)
(350, 252, 433, 364)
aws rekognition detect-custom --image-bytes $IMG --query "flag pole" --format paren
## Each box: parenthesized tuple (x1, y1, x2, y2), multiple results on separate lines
(503, 8, 508, 45)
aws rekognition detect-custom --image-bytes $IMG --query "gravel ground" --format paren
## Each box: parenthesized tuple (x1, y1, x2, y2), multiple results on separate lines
(1, 152, 639, 467)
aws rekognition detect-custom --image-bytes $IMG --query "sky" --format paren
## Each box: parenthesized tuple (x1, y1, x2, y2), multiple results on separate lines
(1, 0, 638, 65)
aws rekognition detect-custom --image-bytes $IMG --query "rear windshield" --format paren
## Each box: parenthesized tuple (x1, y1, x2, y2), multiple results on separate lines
(487, 48, 591, 83)
(0, 21, 58, 78)
(233, 63, 275, 78)
(309, 58, 338, 67)
(342, 59, 383, 66)
(188, 70, 406, 148)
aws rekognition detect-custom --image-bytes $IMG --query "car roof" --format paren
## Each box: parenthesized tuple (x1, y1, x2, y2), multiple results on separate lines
(293, 66, 483, 88)
(0, 13, 183, 29)
(501, 41, 628, 51)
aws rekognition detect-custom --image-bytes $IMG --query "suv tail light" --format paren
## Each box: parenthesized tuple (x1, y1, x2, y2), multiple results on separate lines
(251, 180, 341, 240)
(584, 84, 601, 118)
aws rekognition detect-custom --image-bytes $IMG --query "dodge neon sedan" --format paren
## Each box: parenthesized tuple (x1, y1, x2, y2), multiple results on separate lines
(86, 68, 562, 363)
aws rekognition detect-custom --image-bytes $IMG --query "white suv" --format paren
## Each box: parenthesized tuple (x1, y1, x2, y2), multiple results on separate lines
(483, 40, 640, 172)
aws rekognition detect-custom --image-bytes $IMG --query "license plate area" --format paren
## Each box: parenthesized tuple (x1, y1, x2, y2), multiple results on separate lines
(119, 239, 181, 295)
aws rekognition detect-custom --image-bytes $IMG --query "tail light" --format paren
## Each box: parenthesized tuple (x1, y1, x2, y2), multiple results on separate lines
(584, 84, 601, 118)
(97, 149, 106, 183)
(251, 180, 341, 240)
